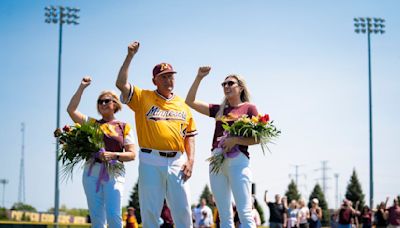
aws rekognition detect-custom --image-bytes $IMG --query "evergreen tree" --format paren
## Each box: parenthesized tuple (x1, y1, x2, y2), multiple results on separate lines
(128, 179, 141, 223)
(199, 184, 213, 208)
(345, 169, 365, 210)
(309, 183, 329, 226)
(254, 197, 266, 225)
(285, 179, 301, 203)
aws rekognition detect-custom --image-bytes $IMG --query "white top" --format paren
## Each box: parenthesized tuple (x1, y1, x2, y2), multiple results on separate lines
(193, 205, 213, 227)
(298, 206, 310, 224)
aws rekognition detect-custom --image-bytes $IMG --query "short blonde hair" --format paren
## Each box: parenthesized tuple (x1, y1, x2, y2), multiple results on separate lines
(97, 90, 122, 114)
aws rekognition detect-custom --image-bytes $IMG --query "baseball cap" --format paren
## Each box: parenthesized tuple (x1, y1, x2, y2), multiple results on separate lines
(152, 63, 176, 77)
(312, 198, 319, 204)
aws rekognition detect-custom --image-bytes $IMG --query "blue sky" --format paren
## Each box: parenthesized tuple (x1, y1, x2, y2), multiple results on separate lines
(1, 0, 399, 216)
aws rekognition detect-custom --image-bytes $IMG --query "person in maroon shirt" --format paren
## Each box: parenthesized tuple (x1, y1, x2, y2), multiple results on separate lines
(375, 199, 389, 228)
(336, 199, 356, 228)
(360, 205, 372, 228)
(124, 207, 138, 228)
(67, 77, 136, 228)
(385, 197, 400, 228)
(186, 66, 259, 228)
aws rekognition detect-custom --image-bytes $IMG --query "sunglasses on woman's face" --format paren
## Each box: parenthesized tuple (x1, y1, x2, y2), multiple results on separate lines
(97, 98, 114, 105)
(221, 81, 237, 87)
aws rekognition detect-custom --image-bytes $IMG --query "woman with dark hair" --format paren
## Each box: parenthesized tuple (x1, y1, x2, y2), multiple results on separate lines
(375, 199, 388, 228)
(360, 205, 372, 228)
(186, 67, 258, 227)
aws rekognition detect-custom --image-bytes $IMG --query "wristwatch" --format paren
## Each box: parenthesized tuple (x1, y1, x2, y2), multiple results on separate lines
(116, 154, 120, 161)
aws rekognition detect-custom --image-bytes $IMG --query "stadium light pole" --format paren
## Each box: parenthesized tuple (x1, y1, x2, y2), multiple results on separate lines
(44, 5, 79, 225)
(353, 17, 385, 208)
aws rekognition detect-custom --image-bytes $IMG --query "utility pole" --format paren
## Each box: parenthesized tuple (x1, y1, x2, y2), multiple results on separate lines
(18, 122, 26, 203)
(315, 160, 331, 200)
(290, 164, 305, 187)
(334, 173, 339, 209)
(0, 179, 9, 208)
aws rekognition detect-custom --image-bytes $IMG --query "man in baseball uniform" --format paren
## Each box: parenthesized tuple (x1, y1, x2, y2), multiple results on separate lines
(116, 41, 197, 228)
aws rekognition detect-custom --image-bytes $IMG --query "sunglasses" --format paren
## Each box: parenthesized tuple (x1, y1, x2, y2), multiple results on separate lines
(97, 98, 114, 105)
(221, 81, 237, 87)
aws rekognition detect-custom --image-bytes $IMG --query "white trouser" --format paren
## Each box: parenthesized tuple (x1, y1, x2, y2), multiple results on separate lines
(209, 150, 255, 228)
(139, 148, 192, 228)
(82, 162, 125, 228)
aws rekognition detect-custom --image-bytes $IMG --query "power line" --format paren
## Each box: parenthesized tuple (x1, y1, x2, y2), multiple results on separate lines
(289, 164, 307, 197)
(289, 164, 305, 187)
(315, 160, 331, 198)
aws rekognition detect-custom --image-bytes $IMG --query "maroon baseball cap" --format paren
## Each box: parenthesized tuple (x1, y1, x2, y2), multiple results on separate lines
(152, 63, 176, 77)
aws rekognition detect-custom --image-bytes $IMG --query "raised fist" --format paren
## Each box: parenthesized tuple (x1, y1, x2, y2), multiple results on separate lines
(128, 41, 140, 55)
(81, 76, 91, 88)
(197, 66, 211, 79)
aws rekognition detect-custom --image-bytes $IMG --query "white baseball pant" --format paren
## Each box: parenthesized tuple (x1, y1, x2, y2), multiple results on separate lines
(82, 162, 125, 228)
(139, 148, 192, 228)
(210, 150, 256, 228)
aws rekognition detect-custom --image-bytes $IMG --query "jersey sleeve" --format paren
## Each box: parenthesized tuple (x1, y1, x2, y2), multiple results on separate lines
(125, 85, 143, 112)
(120, 83, 134, 104)
(185, 108, 198, 137)
(209, 104, 220, 118)
(123, 123, 135, 146)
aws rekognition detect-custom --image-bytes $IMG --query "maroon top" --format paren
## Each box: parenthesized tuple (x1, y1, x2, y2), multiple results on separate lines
(96, 119, 127, 152)
(338, 207, 353, 225)
(361, 211, 372, 225)
(209, 103, 258, 158)
(388, 206, 400, 225)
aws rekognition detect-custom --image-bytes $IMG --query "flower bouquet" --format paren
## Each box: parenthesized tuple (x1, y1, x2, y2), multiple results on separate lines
(54, 121, 124, 181)
(207, 114, 281, 174)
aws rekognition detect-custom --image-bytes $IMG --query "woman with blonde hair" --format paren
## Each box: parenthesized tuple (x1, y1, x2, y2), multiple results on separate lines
(297, 198, 310, 228)
(186, 66, 259, 228)
(287, 200, 299, 228)
(67, 76, 136, 228)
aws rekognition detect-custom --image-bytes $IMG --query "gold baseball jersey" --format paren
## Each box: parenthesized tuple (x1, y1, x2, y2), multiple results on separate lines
(125, 85, 197, 152)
